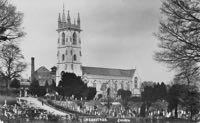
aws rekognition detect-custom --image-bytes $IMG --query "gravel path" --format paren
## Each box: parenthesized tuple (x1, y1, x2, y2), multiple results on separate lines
(18, 97, 68, 116)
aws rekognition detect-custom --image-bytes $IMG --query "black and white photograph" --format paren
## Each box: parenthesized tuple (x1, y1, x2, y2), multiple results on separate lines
(0, 0, 200, 122)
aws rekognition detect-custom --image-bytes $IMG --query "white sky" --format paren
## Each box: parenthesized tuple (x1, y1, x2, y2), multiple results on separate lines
(10, 0, 174, 83)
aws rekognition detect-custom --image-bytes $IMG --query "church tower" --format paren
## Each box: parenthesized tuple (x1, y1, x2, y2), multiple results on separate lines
(56, 6, 82, 84)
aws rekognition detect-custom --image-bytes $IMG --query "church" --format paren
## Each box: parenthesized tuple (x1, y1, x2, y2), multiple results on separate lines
(56, 8, 141, 98)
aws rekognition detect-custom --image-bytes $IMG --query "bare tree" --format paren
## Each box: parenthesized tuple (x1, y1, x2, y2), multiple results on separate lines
(154, 0, 200, 81)
(0, 43, 27, 88)
(174, 61, 200, 85)
(0, 0, 25, 42)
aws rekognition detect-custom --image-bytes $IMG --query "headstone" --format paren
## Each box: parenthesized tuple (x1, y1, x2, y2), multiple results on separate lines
(25, 89, 27, 97)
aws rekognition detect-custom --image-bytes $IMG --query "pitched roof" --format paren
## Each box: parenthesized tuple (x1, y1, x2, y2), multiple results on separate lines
(82, 66, 135, 78)
(35, 66, 50, 73)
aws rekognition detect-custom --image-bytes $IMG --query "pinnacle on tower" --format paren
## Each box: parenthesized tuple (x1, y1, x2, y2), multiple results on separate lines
(58, 13, 61, 22)
(62, 4, 66, 23)
(77, 12, 80, 27)
(67, 10, 71, 24)
(58, 13, 61, 28)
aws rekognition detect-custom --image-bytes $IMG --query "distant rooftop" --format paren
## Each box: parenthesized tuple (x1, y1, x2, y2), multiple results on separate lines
(35, 66, 50, 73)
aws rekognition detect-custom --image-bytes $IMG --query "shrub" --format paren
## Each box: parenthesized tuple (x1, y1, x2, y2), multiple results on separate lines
(10, 78, 20, 88)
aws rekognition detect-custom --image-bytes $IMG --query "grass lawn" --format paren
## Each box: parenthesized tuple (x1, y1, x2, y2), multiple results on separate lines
(0, 88, 19, 106)
(0, 88, 18, 106)
(0, 95, 17, 106)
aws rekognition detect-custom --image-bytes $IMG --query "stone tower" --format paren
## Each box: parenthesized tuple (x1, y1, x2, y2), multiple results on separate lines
(56, 7, 82, 84)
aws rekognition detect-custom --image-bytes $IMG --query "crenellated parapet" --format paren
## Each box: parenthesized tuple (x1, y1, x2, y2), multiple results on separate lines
(57, 6, 81, 32)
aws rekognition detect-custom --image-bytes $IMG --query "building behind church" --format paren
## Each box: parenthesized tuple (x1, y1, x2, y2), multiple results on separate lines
(31, 57, 56, 86)
(56, 8, 141, 97)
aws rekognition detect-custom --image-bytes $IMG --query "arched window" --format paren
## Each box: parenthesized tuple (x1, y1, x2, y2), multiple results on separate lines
(72, 32, 77, 45)
(62, 32, 65, 45)
(134, 77, 138, 88)
(62, 54, 65, 61)
(73, 55, 77, 61)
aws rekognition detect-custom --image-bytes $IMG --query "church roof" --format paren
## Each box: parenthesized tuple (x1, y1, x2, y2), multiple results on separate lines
(82, 66, 135, 78)
(35, 66, 50, 73)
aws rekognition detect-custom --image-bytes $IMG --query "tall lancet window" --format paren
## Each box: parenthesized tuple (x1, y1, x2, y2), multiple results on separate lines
(62, 32, 65, 45)
(134, 77, 138, 88)
(73, 55, 77, 61)
(72, 32, 77, 45)
(62, 54, 65, 61)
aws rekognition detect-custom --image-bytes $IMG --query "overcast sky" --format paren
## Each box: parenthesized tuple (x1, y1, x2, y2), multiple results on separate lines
(10, 0, 174, 83)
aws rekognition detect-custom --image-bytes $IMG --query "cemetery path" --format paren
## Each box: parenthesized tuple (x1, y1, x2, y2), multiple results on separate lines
(18, 97, 68, 116)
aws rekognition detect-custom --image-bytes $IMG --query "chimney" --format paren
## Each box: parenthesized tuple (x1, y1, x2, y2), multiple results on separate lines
(31, 57, 35, 82)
